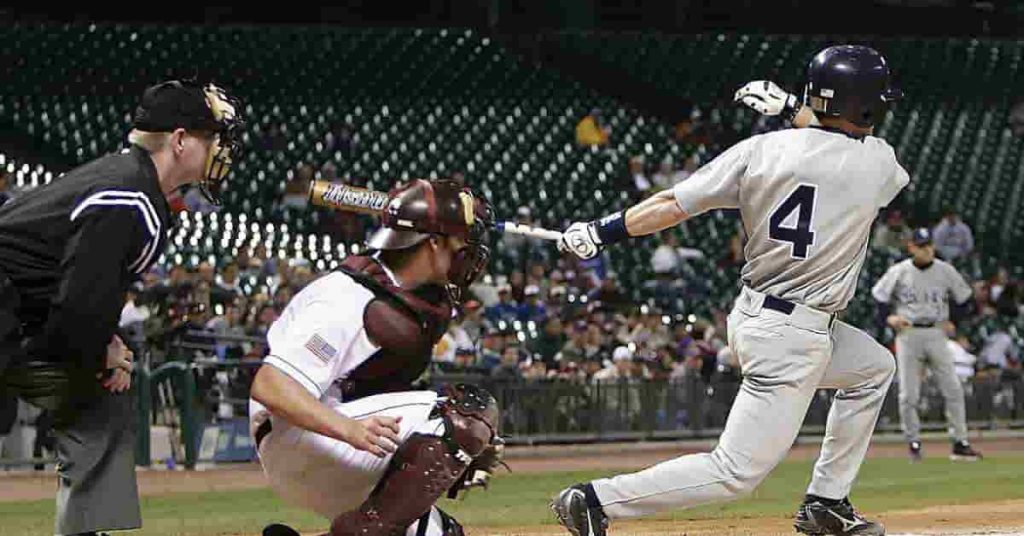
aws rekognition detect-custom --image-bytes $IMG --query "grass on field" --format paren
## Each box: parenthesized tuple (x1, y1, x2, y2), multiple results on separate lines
(1, 454, 1023, 536)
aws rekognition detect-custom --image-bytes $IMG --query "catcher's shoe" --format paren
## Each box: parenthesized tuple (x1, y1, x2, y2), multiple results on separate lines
(262, 523, 301, 536)
(794, 497, 885, 536)
(551, 483, 608, 536)
(950, 440, 982, 462)
(908, 441, 922, 463)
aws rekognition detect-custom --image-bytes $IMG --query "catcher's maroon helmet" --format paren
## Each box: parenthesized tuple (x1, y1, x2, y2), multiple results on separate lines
(367, 179, 493, 292)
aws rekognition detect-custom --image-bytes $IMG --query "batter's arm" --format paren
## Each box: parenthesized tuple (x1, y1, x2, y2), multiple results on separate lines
(251, 364, 401, 457)
(559, 137, 752, 260)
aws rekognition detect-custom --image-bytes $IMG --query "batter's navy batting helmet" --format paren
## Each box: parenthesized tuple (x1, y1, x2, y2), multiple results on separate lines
(804, 45, 902, 128)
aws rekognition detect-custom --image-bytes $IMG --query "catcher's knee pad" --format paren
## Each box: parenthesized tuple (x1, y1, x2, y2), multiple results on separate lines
(435, 383, 499, 458)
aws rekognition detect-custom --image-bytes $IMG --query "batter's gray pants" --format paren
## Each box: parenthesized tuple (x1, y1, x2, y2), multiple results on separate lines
(896, 327, 968, 444)
(591, 287, 896, 518)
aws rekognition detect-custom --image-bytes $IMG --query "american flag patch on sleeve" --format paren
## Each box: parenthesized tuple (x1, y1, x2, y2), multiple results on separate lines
(304, 334, 338, 363)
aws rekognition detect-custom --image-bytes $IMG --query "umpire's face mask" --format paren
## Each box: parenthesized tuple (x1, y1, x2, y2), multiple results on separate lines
(198, 84, 243, 205)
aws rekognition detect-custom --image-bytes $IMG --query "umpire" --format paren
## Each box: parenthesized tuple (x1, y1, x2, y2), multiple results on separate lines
(871, 228, 982, 463)
(0, 79, 243, 535)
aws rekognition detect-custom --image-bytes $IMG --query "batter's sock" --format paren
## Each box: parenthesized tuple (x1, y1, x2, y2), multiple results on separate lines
(583, 482, 604, 510)
(804, 494, 842, 507)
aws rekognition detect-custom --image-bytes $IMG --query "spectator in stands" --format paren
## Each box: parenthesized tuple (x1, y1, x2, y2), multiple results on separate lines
(651, 156, 677, 191)
(218, 261, 243, 297)
(674, 155, 699, 184)
(206, 303, 248, 360)
(0, 169, 13, 207)
(478, 328, 505, 371)
(485, 285, 519, 324)
(252, 243, 278, 279)
(283, 164, 313, 209)
(509, 271, 527, 303)
(235, 248, 258, 279)
(492, 343, 525, 380)
(559, 321, 592, 365)
(502, 206, 547, 265)
(630, 306, 671, 352)
(623, 155, 652, 197)
(651, 232, 704, 276)
(320, 161, 339, 182)
(290, 261, 316, 291)
(529, 316, 565, 369)
(1010, 100, 1024, 137)
(526, 262, 549, 299)
(518, 285, 548, 324)
(873, 209, 912, 250)
(460, 300, 486, 346)
(325, 120, 359, 156)
(470, 274, 500, 307)
(979, 324, 1020, 371)
(588, 273, 630, 313)
(949, 334, 977, 382)
(932, 207, 974, 261)
(575, 108, 610, 147)
(719, 231, 745, 269)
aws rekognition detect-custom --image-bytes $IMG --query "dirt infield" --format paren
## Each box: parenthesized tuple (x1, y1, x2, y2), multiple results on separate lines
(1, 436, 1022, 503)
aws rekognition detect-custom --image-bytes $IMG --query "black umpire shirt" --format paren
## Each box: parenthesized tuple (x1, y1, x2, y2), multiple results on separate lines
(0, 145, 171, 373)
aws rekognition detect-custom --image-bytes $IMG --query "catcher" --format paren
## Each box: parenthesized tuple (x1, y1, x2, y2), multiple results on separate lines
(251, 179, 506, 536)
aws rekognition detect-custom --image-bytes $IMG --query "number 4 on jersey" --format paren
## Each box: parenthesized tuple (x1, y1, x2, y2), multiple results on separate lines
(769, 184, 817, 259)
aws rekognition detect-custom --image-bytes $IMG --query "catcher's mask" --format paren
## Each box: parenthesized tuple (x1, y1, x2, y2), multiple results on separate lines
(131, 79, 245, 205)
(368, 179, 493, 300)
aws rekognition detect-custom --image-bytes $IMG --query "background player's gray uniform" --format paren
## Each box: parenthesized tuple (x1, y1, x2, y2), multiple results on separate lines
(590, 127, 907, 518)
(871, 258, 973, 444)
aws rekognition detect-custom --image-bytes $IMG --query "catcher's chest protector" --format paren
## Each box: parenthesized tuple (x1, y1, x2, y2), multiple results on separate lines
(335, 256, 452, 401)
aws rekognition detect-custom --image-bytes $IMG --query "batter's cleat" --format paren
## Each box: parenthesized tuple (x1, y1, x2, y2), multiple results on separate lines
(262, 523, 301, 536)
(794, 497, 885, 536)
(950, 440, 982, 461)
(551, 483, 609, 536)
(908, 441, 922, 463)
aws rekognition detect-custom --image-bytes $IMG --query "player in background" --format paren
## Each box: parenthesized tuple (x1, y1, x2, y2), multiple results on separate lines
(551, 45, 905, 536)
(252, 180, 505, 536)
(871, 228, 982, 462)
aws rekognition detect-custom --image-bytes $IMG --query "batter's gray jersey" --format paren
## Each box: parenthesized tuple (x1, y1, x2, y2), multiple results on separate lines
(871, 259, 973, 324)
(673, 128, 910, 313)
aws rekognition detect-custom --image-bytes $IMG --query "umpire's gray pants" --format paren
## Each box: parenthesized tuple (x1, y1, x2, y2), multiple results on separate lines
(53, 388, 141, 535)
(896, 327, 968, 444)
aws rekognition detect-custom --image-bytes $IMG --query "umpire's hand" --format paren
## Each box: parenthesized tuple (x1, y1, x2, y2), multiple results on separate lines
(98, 335, 134, 393)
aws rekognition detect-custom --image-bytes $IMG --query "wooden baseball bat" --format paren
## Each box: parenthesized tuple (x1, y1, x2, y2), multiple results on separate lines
(308, 180, 562, 241)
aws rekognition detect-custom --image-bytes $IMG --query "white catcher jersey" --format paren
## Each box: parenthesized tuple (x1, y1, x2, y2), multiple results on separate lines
(871, 258, 973, 324)
(249, 270, 383, 431)
(673, 127, 909, 313)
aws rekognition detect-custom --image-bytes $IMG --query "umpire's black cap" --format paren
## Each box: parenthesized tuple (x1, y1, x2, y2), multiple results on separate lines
(131, 79, 223, 132)
(911, 227, 933, 246)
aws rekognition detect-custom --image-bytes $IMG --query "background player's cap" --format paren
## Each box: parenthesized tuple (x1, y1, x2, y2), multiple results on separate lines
(911, 227, 933, 246)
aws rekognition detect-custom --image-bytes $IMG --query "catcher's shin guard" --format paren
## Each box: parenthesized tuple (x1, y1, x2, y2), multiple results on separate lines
(330, 385, 499, 536)
(330, 433, 468, 536)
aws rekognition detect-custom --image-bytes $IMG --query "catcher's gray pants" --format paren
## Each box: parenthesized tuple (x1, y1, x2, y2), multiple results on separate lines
(896, 327, 968, 443)
(53, 388, 141, 535)
(591, 287, 896, 518)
